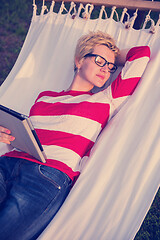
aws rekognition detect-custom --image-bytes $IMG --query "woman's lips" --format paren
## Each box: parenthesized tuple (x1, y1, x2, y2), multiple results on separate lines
(96, 74, 105, 80)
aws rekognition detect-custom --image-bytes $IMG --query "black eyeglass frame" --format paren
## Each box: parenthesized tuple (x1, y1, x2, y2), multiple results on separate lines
(84, 53, 117, 73)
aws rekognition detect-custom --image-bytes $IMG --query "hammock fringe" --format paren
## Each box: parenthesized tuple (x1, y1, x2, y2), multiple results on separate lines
(31, 0, 159, 33)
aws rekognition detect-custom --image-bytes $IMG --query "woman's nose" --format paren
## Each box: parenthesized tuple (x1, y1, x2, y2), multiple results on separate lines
(100, 64, 109, 72)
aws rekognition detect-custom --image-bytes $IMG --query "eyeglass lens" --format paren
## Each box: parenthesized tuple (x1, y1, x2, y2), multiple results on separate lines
(95, 56, 116, 72)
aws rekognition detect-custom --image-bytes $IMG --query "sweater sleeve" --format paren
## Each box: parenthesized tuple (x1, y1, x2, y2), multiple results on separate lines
(111, 46, 150, 99)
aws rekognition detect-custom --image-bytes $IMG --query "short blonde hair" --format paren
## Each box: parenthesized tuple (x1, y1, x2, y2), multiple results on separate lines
(74, 31, 119, 71)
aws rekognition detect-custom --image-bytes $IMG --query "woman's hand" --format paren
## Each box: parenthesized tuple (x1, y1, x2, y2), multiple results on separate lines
(115, 48, 130, 66)
(0, 126, 15, 144)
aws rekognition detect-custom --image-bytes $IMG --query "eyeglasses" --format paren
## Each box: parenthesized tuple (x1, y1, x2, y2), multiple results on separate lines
(84, 53, 117, 73)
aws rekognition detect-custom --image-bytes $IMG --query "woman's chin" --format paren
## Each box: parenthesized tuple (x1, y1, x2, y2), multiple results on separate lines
(95, 82, 105, 88)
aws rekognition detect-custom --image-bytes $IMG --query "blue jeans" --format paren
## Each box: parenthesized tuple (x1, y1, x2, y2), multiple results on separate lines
(0, 156, 73, 240)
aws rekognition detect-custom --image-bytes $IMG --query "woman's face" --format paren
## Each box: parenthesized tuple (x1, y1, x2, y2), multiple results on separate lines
(76, 45, 115, 90)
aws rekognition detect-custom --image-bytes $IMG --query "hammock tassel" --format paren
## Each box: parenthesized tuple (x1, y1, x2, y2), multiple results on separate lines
(32, 0, 37, 19)
(149, 19, 156, 33)
(99, 5, 108, 19)
(68, 2, 77, 18)
(40, 0, 48, 15)
(124, 9, 138, 29)
(76, 3, 83, 17)
(59, 1, 69, 15)
(49, 1, 55, 13)
(120, 7, 128, 23)
(110, 6, 119, 21)
(142, 10, 157, 33)
(154, 14, 160, 32)
(82, 4, 94, 19)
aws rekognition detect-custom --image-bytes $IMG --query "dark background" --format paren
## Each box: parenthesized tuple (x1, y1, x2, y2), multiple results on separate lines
(0, 1, 159, 239)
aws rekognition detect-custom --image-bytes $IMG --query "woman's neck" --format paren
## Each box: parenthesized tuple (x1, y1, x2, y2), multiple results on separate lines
(67, 74, 94, 92)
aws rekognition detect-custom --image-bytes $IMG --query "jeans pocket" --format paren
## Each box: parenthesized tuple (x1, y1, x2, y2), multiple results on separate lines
(38, 165, 61, 190)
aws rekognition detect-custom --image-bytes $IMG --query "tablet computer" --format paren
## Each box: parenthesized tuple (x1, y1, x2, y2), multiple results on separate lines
(0, 104, 46, 163)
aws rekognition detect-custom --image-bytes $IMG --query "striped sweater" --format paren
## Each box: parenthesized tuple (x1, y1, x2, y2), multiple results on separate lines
(4, 46, 150, 181)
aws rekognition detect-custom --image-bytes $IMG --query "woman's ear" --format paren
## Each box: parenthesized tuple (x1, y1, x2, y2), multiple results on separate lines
(75, 57, 84, 70)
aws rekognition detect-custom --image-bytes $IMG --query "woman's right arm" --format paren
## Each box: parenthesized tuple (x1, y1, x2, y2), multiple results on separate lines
(111, 46, 150, 98)
(0, 126, 15, 144)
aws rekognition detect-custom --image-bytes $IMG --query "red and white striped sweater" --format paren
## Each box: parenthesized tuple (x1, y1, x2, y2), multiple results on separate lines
(4, 46, 150, 181)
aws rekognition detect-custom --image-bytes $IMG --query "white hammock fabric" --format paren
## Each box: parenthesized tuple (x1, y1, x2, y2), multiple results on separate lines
(0, 2, 160, 239)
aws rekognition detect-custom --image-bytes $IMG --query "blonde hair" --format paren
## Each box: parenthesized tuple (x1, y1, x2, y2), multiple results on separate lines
(74, 31, 119, 71)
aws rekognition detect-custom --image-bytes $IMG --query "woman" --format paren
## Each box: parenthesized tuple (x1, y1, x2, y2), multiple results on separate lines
(0, 31, 150, 240)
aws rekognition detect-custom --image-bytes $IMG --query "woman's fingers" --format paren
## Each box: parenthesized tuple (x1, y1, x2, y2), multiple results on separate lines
(0, 126, 15, 144)
(0, 126, 11, 134)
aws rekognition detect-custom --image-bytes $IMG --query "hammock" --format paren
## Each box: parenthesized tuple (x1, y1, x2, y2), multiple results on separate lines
(0, 1, 160, 239)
